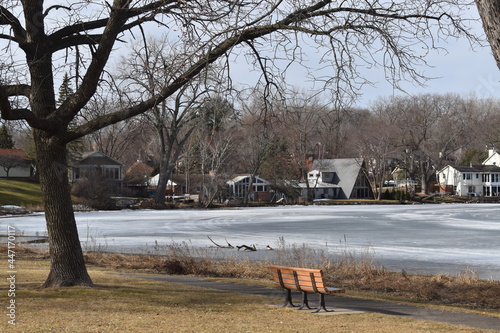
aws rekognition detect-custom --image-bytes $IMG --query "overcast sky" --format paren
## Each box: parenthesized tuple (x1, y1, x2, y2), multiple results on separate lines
(225, 7, 500, 109)
(357, 34, 500, 108)
(45, 3, 499, 111)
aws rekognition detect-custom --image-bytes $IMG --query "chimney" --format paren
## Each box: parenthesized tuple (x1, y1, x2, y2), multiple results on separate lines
(488, 146, 496, 157)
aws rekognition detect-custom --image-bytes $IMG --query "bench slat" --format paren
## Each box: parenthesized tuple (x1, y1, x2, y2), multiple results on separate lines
(269, 265, 345, 295)
(271, 276, 326, 289)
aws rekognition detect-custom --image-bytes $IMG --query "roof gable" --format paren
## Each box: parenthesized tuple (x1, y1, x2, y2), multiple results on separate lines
(311, 158, 363, 198)
(227, 174, 270, 185)
(0, 149, 28, 159)
(483, 151, 500, 166)
(76, 151, 122, 166)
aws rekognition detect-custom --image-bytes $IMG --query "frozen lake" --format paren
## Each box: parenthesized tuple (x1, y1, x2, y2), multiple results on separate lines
(3, 203, 500, 279)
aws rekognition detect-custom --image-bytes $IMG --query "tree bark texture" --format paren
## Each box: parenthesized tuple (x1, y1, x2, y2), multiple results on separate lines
(476, 0, 500, 70)
(35, 133, 93, 287)
(22, 3, 94, 286)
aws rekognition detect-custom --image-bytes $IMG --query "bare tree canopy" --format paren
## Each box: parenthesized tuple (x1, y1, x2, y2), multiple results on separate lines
(0, 1, 479, 287)
(476, 0, 500, 70)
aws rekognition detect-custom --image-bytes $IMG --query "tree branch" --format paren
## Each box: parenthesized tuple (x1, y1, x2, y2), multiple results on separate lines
(3, 84, 31, 97)
(62, 0, 459, 142)
(0, 5, 27, 45)
(46, 0, 473, 144)
(0, 85, 54, 131)
(43, 5, 71, 18)
(53, 1, 136, 125)
(49, 1, 181, 51)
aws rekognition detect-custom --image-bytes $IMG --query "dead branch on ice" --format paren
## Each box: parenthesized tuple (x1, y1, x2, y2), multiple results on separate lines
(207, 236, 234, 248)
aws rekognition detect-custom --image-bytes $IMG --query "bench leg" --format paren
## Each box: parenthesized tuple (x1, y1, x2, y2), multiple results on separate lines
(282, 289, 299, 308)
(312, 294, 333, 313)
(298, 291, 315, 310)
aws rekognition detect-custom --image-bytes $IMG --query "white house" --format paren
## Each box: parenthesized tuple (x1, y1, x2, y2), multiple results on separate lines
(482, 148, 500, 166)
(227, 174, 271, 201)
(436, 148, 500, 196)
(300, 158, 373, 200)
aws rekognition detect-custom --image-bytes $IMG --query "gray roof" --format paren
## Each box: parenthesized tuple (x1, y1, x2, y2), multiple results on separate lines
(452, 165, 500, 173)
(76, 151, 122, 166)
(227, 174, 270, 185)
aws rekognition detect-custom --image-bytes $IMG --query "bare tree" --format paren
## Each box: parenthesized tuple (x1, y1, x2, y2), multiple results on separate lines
(83, 92, 148, 163)
(351, 109, 398, 199)
(198, 130, 235, 206)
(273, 91, 329, 200)
(0, 150, 27, 178)
(0, 1, 477, 287)
(237, 118, 276, 204)
(194, 96, 237, 206)
(119, 38, 215, 206)
(372, 94, 479, 194)
(471, 97, 500, 151)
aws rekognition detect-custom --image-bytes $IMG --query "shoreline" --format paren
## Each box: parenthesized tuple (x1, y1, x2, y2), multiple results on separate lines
(4, 203, 500, 282)
(5, 238, 499, 281)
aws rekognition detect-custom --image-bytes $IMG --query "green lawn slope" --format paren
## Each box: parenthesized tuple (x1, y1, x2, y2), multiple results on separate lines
(0, 179, 43, 206)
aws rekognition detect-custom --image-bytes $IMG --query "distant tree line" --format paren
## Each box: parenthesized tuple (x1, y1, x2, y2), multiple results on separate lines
(5, 90, 499, 199)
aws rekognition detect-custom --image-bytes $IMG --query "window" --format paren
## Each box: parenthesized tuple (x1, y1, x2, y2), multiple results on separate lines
(484, 186, 491, 196)
(254, 185, 266, 192)
(104, 167, 119, 180)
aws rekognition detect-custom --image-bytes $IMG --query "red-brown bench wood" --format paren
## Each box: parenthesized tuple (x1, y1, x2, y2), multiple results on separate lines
(269, 265, 345, 312)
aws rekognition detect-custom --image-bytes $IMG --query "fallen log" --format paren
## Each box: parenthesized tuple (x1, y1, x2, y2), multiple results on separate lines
(236, 244, 257, 251)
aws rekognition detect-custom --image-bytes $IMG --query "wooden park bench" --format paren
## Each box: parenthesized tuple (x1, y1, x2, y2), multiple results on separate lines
(269, 265, 345, 313)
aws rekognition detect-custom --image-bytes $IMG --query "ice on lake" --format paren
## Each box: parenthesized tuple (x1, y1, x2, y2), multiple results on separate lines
(3, 203, 500, 279)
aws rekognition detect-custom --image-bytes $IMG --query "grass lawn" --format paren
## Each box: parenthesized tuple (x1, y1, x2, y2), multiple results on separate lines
(0, 179, 43, 207)
(0, 259, 496, 333)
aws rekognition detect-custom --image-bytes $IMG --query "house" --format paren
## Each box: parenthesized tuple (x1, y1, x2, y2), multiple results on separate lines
(0, 149, 33, 178)
(70, 151, 123, 183)
(436, 148, 500, 196)
(300, 158, 373, 200)
(123, 161, 154, 197)
(227, 174, 272, 202)
(482, 148, 500, 166)
(149, 173, 215, 202)
(390, 167, 418, 191)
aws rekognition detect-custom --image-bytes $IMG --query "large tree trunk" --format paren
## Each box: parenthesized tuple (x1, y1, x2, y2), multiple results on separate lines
(476, 0, 500, 70)
(153, 137, 176, 207)
(35, 131, 93, 287)
(154, 157, 170, 206)
(22, 3, 93, 287)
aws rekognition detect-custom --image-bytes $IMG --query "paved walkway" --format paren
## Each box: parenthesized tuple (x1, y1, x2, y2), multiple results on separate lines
(126, 274, 500, 331)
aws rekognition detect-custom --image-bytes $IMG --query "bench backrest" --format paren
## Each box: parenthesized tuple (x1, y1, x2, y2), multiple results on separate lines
(269, 265, 326, 293)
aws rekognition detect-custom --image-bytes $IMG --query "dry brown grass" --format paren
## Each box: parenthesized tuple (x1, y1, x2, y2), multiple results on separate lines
(7, 240, 500, 311)
(79, 240, 500, 311)
(1, 257, 497, 333)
